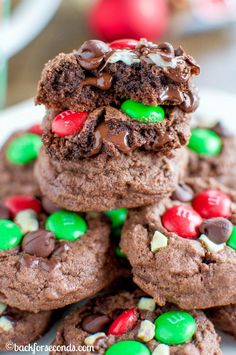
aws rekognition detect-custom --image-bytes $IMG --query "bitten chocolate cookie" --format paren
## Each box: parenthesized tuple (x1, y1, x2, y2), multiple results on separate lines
(0, 125, 42, 198)
(206, 305, 236, 339)
(0, 302, 52, 350)
(0, 194, 119, 312)
(121, 177, 236, 309)
(36, 39, 199, 160)
(51, 289, 221, 355)
(188, 121, 236, 188)
(35, 147, 188, 212)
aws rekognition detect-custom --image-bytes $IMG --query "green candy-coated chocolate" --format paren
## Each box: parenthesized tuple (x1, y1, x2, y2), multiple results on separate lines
(106, 340, 150, 355)
(6, 133, 42, 165)
(0, 219, 23, 250)
(188, 128, 222, 156)
(155, 310, 196, 345)
(46, 211, 87, 241)
(115, 246, 126, 258)
(105, 208, 128, 229)
(227, 225, 236, 250)
(121, 99, 165, 123)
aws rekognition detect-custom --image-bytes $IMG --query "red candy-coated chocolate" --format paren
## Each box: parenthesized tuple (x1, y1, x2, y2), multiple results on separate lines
(4, 195, 41, 217)
(52, 110, 88, 137)
(28, 124, 43, 136)
(162, 205, 202, 239)
(192, 189, 232, 219)
(109, 39, 138, 49)
(108, 308, 138, 335)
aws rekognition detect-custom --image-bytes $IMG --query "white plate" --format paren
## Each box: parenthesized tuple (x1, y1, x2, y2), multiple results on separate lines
(0, 90, 236, 355)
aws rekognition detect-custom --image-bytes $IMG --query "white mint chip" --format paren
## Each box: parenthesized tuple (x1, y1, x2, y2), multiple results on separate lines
(0, 303, 6, 315)
(0, 317, 13, 332)
(151, 231, 168, 252)
(199, 234, 225, 253)
(152, 344, 170, 355)
(148, 53, 178, 69)
(107, 50, 140, 65)
(137, 320, 155, 342)
(84, 332, 106, 346)
(15, 209, 39, 234)
(138, 297, 156, 311)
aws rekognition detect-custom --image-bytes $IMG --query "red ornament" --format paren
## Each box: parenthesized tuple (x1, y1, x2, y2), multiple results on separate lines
(109, 39, 138, 50)
(5, 195, 41, 217)
(52, 110, 88, 137)
(28, 124, 43, 136)
(108, 308, 138, 335)
(88, 0, 169, 42)
(162, 205, 202, 239)
(192, 189, 231, 219)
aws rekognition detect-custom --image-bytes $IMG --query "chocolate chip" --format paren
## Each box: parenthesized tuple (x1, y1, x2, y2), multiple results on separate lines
(22, 230, 56, 257)
(82, 314, 111, 333)
(199, 218, 233, 244)
(171, 183, 194, 202)
(0, 204, 10, 219)
(41, 197, 60, 214)
(76, 40, 111, 70)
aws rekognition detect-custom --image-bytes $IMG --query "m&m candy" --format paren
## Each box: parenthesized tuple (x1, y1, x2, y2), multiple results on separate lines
(46, 211, 87, 241)
(162, 205, 202, 239)
(4, 195, 41, 217)
(105, 340, 150, 355)
(0, 219, 23, 250)
(108, 308, 138, 335)
(109, 39, 138, 49)
(192, 190, 231, 219)
(52, 110, 88, 137)
(188, 128, 222, 156)
(6, 133, 42, 165)
(28, 124, 43, 136)
(121, 100, 165, 123)
(155, 310, 196, 345)
(105, 208, 128, 229)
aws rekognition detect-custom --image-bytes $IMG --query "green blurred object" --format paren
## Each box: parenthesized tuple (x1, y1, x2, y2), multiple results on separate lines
(105, 208, 128, 229)
(0, 0, 10, 109)
(188, 128, 222, 156)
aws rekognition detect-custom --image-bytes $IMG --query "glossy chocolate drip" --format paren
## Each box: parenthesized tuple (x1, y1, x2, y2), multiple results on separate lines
(81, 73, 112, 90)
(160, 86, 183, 104)
(90, 122, 131, 155)
(76, 40, 111, 70)
(180, 91, 199, 113)
(157, 42, 175, 62)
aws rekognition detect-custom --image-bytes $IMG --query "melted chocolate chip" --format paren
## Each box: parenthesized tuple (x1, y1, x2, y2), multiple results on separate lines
(82, 314, 111, 333)
(90, 122, 131, 156)
(199, 218, 233, 244)
(171, 183, 194, 202)
(81, 72, 112, 90)
(0, 204, 10, 219)
(157, 42, 174, 62)
(22, 230, 56, 257)
(76, 40, 111, 70)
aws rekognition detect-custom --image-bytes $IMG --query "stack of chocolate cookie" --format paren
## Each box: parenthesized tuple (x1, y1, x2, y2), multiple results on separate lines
(0, 38, 234, 353)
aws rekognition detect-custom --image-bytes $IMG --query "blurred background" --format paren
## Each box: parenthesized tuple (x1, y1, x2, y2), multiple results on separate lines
(1, 0, 236, 109)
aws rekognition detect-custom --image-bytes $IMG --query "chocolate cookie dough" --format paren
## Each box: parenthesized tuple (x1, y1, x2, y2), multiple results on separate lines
(0, 302, 52, 350)
(121, 177, 236, 310)
(0, 126, 42, 198)
(0, 194, 119, 312)
(36, 39, 199, 160)
(35, 147, 188, 212)
(51, 289, 221, 355)
(188, 121, 236, 188)
(206, 305, 236, 339)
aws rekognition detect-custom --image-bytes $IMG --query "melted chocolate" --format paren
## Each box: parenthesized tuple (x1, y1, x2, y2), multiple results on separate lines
(76, 40, 111, 70)
(81, 73, 112, 90)
(90, 122, 131, 155)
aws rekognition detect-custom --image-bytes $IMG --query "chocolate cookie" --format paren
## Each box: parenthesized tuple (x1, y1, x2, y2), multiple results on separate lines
(121, 177, 236, 309)
(0, 194, 119, 312)
(36, 39, 199, 160)
(35, 147, 188, 212)
(0, 302, 52, 350)
(51, 289, 221, 355)
(0, 126, 42, 198)
(206, 305, 236, 339)
(188, 121, 236, 188)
